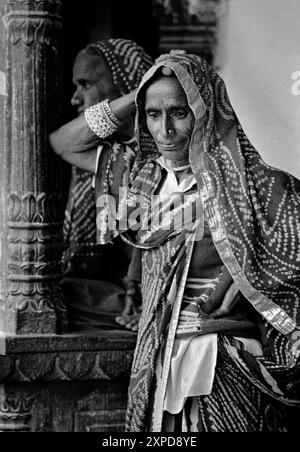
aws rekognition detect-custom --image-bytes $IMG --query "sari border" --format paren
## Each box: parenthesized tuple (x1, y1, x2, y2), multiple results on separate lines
(199, 150, 297, 335)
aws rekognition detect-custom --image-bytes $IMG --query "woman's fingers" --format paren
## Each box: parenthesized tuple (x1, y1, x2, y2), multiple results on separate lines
(170, 49, 186, 55)
(209, 284, 239, 319)
(155, 49, 186, 63)
(155, 49, 187, 76)
(115, 313, 141, 332)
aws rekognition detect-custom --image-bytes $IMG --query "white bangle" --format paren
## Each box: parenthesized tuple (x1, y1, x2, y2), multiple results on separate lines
(84, 100, 121, 139)
(102, 99, 122, 127)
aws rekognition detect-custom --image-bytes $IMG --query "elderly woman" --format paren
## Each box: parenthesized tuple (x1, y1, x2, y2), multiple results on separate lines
(51, 53, 300, 431)
(51, 39, 152, 331)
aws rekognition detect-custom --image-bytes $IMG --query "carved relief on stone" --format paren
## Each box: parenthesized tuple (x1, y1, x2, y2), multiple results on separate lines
(5, 0, 63, 46)
(1, 0, 67, 334)
(0, 392, 35, 432)
(7, 192, 63, 306)
(0, 350, 134, 382)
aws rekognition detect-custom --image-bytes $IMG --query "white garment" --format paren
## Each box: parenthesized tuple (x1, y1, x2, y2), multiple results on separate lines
(91, 144, 103, 188)
(92, 137, 136, 187)
(164, 334, 218, 414)
(163, 335, 264, 415)
(156, 156, 196, 196)
(93, 150, 196, 194)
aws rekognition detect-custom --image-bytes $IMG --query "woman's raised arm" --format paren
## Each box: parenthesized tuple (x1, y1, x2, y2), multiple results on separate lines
(49, 90, 137, 171)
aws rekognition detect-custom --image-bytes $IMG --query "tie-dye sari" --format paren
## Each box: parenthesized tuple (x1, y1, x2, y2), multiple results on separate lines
(95, 54, 300, 431)
(63, 39, 153, 276)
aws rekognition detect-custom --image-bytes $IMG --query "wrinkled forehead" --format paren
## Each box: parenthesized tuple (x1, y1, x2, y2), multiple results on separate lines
(137, 61, 206, 119)
(144, 75, 189, 107)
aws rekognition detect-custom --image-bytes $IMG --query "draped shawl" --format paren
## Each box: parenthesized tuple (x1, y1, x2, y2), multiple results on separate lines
(95, 54, 300, 431)
(63, 39, 153, 272)
(134, 54, 300, 335)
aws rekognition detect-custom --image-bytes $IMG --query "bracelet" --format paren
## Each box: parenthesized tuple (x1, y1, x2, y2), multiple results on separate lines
(84, 99, 121, 139)
(102, 99, 122, 127)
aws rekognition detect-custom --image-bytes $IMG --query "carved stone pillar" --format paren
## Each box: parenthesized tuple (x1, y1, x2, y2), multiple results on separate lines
(0, 0, 67, 335)
(0, 1, 137, 433)
(152, 0, 227, 64)
(0, 388, 35, 432)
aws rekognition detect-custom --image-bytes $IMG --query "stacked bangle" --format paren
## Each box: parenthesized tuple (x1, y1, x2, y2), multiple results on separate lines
(84, 99, 122, 139)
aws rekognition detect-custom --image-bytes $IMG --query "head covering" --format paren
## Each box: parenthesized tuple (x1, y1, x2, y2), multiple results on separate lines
(85, 39, 153, 94)
(63, 39, 153, 273)
(119, 55, 300, 432)
(89, 54, 300, 430)
(130, 54, 300, 341)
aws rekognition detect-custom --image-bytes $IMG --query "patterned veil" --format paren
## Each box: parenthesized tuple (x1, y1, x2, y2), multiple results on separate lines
(63, 39, 153, 275)
(92, 53, 300, 430)
(133, 54, 300, 339)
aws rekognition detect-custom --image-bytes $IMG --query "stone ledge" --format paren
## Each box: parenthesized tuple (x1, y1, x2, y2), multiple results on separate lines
(0, 329, 137, 354)
(0, 330, 137, 383)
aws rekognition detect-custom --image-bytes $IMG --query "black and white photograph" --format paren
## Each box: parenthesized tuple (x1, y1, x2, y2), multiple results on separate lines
(0, 0, 299, 435)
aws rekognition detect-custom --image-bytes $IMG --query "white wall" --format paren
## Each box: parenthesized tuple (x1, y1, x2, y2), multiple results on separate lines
(216, 0, 300, 178)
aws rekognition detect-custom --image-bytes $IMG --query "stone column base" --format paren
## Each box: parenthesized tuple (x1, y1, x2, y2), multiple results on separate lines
(0, 331, 136, 432)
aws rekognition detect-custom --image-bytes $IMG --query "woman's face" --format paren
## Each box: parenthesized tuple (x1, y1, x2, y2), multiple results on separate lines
(71, 52, 120, 116)
(144, 76, 195, 163)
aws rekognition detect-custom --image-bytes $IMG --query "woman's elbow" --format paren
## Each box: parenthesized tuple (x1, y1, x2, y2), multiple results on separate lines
(49, 130, 64, 156)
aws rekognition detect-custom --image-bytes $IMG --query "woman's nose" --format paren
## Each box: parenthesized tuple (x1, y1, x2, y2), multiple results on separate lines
(70, 89, 82, 107)
(160, 116, 173, 138)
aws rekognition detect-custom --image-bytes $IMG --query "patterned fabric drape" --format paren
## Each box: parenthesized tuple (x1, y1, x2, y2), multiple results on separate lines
(63, 39, 153, 274)
(133, 55, 300, 337)
(94, 54, 300, 430)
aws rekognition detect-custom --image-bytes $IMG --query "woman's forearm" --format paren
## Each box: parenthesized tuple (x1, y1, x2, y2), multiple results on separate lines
(49, 90, 137, 159)
(49, 115, 100, 156)
(109, 89, 137, 120)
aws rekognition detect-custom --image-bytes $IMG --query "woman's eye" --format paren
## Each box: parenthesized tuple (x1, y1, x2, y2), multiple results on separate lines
(81, 82, 91, 89)
(174, 110, 187, 118)
(148, 112, 159, 119)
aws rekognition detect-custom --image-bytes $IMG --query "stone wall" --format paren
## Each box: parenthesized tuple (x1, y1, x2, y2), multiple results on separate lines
(0, 0, 136, 432)
(0, 332, 136, 432)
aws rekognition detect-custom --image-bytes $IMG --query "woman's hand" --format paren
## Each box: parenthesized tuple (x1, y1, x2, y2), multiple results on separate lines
(209, 283, 240, 319)
(155, 49, 187, 76)
(115, 279, 142, 332)
(155, 49, 186, 64)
